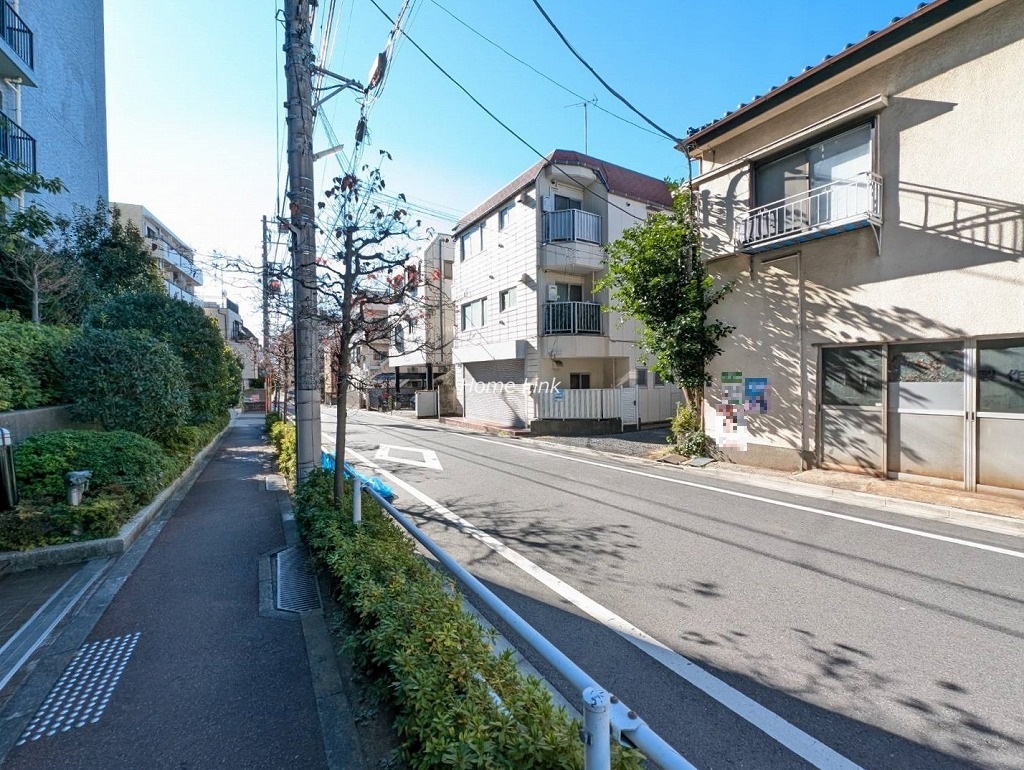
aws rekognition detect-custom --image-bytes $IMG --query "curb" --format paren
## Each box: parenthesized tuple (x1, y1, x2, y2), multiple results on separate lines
(0, 423, 232, 573)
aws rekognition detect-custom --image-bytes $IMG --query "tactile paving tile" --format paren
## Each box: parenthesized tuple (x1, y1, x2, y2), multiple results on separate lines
(17, 632, 141, 745)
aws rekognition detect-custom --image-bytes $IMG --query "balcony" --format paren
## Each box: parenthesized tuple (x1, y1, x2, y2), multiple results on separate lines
(735, 172, 882, 253)
(0, 2, 33, 84)
(164, 280, 203, 306)
(543, 301, 603, 335)
(153, 241, 203, 286)
(0, 108, 34, 173)
(543, 208, 602, 244)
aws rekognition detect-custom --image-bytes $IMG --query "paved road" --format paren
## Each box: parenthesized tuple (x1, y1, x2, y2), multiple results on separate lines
(2, 418, 327, 770)
(324, 407, 1024, 770)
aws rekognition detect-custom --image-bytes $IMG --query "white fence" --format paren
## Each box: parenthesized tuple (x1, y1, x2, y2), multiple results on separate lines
(532, 386, 680, 427)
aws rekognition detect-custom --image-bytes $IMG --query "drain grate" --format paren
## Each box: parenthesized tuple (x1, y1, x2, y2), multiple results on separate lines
(275, 547, 321, 613)
(17, 632, 140, 745)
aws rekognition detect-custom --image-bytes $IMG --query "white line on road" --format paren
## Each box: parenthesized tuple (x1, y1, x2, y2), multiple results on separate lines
(374, 444, 443, 470)
(463, 437, 1024, 559)
(347, 447, 863, 770)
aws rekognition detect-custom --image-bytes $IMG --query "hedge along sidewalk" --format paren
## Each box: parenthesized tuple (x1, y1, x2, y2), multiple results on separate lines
(0, 419, 234, 573)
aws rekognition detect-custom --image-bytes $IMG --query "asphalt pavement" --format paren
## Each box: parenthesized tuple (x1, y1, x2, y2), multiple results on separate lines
(0, 415, 360, 770)
(324, 406, 1024, 770)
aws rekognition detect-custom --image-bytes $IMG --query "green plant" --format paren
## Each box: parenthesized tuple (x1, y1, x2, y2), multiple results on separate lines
(68, 328, 190, 437)
(669, 403, 711, 457)
(269, 419, 296, 483)
(292, 469, 645, 769)
(0, 315, 75, 411)
(13, 429, 175, 504)
(87, 291, 241, 424)
(599, 183, 733, 406)
(265, 411, 283, 433)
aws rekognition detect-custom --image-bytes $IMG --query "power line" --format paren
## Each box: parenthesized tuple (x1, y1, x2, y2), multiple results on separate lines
(426, 0, 667, 141)
(365, 0, 656, 228)
(529, 0, 680, 143)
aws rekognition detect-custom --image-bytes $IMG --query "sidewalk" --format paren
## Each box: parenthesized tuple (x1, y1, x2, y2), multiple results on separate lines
(0, 414, 365, 769)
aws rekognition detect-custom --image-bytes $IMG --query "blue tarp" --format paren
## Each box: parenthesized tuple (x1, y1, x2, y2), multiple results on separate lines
(320, 450, 396, 501)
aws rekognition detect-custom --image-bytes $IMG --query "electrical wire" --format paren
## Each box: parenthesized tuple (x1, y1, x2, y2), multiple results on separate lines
(426, 0, 667, 141)
(529, 0, 680, 143)
(365, 0, 656, 228)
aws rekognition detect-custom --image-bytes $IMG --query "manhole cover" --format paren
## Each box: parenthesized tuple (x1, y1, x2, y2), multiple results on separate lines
(275, 547, 321, 613)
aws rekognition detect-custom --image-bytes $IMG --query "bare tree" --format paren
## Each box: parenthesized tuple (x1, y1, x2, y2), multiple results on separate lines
(2, 239, 79, 323)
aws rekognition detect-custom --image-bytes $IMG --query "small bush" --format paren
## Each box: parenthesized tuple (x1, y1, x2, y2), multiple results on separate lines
(0, 315, 75, 411)
(68, 328, 191, 437)
(669, 402, 710, 458)
(13, 430, 175, 504)
(269, 419, 296, 482)
(265, 411, 283, 433)
(293, 469, 644, 770)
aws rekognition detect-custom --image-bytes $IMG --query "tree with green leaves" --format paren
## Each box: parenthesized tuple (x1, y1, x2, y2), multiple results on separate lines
(0, 160, 71, 323)
(598, 182, 734, 409)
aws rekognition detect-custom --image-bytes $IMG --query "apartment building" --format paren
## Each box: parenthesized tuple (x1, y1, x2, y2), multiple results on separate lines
(388, 233, 456, 408)
(114, 203, 204, 305)
(684, 0, 1023, 496)
(3, 0, 108, 218)
(451, 150, 681, 430)
(202, 296, 257, 381)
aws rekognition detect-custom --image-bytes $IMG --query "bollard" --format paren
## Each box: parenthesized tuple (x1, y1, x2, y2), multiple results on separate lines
(64, 470, 92, 507)
(582, 686, 611, 770)
(0, 428, 17, 511)
(353, 476, 362, 526)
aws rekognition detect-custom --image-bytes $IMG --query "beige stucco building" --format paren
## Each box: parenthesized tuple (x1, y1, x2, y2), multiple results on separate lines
(685, 0, 1023, 497)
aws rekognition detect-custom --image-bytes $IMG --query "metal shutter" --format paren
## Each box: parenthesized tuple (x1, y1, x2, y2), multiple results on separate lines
(464, 361, 526, 428)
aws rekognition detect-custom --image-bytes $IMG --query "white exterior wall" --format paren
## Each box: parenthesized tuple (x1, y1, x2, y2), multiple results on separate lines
(691, 1, 1024, 472)
(14, 0, 108, 220)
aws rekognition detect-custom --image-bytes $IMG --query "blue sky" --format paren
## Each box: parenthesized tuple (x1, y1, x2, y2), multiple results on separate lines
(104, 0, 926, 325)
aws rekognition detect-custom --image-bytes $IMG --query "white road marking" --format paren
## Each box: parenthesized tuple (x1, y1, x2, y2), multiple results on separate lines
(347, 447, 863, 770)
(463, 436, 1024, 559)
(374, 444, 443, 470)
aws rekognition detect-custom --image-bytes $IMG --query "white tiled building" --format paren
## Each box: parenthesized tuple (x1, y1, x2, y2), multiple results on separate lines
(451, 150, 683, 430)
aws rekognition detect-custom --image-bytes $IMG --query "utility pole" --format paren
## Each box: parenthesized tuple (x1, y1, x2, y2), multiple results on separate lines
(284, 0, 321, 480)
(261, 215, 272, 414)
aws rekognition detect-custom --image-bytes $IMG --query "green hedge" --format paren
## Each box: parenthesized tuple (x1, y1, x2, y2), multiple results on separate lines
(269, 418, 296, 483)
(0, 314, 75, 412)
(293, 469, 644, 769)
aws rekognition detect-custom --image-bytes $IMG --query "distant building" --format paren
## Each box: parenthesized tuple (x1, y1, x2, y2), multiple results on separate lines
(202, 296, 257, 383)
(5, 0, 108, 218)
(685, 0, 1024, 497)
(114, 203, 204, 306)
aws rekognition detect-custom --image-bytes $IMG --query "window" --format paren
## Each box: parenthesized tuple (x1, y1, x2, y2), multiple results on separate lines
(393, 324, 405, 354)
(460, 298, 486, 330)
(636, 367, 648, 387)
(554, 194, 582, 211)
(978, 338, 1024, 414)
(373, 349, 388, 362)
(460, 225, 483, 261)
(499, 288, 516, 312)
(822, 346, 883, 406)
(499, 203, 514, 230)
(754, 123, 873, 207)
(551, 282, 584, 303)
(569, 373, 591, 390)
(653, 371, 665, 387)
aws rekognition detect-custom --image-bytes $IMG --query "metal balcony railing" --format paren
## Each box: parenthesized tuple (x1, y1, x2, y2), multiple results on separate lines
(736, 171, 882, 250)
(543, 209, 602, 244)
(2, 2, 32, 69)
(543, 301, 603, 335)
(0, 108, 34, 174)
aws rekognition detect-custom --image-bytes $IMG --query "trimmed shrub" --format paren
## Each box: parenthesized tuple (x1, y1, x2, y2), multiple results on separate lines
(68, 328, 190, 438)
(0, 314, 75, 411)
(88, 292, 241, 423)
(269, 419, 296, 483)
(13, 429, 175, 504)
(293, 469, 645, 770)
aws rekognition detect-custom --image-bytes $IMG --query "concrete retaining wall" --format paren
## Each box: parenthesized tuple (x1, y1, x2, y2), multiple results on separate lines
(530, 418, 622, 436)
(0, 407, 98, 446)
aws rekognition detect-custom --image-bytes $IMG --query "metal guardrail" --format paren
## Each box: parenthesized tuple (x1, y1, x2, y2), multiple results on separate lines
(736, 171, 882, 248)
(332, 451, 696, 770)
(2, 2, 32, 69)
(543, 208, 602, 243)
(0, 108, 34, 174)
(543, 301, 604, 335)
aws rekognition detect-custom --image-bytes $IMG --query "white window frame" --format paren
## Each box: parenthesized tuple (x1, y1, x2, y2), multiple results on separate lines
(461, 297, 486, 330)
(460, 225, 484, 261)
(498, 203, 514, 230)
(499, 287, 516, 312)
